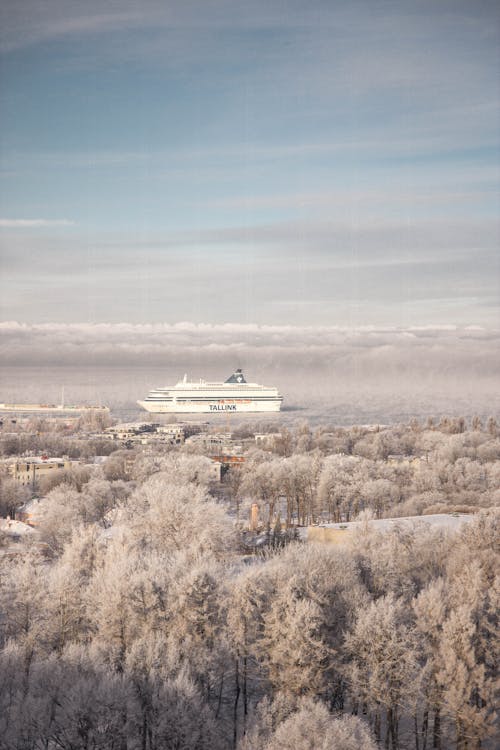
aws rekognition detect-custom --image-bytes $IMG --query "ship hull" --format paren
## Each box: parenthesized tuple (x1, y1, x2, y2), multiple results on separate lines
(137, 399, 282, 414)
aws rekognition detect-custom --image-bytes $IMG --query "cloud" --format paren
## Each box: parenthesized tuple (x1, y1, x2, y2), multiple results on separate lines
(0, 218, 75, 228)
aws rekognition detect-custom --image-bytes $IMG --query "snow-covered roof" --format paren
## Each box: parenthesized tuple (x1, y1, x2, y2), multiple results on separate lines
(17, 497, 45, 511)
(312, 513, 474, 534)
(3, 456, 68, 465)
(106, 422, 156, 431)
(0, 518, 36, 536)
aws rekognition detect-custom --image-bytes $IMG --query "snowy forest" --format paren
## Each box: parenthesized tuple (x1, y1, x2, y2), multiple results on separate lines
(0, 417, 498, 750)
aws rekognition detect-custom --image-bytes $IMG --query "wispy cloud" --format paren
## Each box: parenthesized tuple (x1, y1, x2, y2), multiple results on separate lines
(0, 218, 75, 228)
(0, 216, 497, 326)
(0, 4, 147, 53)
(0, 1, 497, 333)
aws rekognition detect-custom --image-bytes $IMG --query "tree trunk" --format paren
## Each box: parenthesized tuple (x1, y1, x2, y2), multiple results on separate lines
(233, 658, 240, 749)
(385, 708, 392, 748)
(391, 709, 399, 749)
(141, 712, 147, 750)
(243, 655, 248, 733)
(386, 707, 399, 749)
(432, 706, 441, 750)
(215, 671, 224, 718)
(421, 707, 429, 750)
(374, 711, 381, 743)
(286, 494, 292, 528)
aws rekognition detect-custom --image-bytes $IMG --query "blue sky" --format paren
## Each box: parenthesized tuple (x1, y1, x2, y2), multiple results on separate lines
(0, 0, 498, 326)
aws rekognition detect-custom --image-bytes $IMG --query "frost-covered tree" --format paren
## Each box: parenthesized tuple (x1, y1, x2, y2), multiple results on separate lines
(238, 457, 285, 529)
(413, 578, 448, 749)
(166, 553, 230, 704)
(239, 696, 376, 750)
(88, 541, 173, 674)
(317, 455, 366, 522)
(132, 452, 214, 486)
(265, 705, 377, 750)
(344, 593, 420, 748)
(226, 567, 269, 743)
(0, 476, 31, 518)
(0, 550, 52, 699)
(436, 604, 496, 750)
(261, 582, 329, 697)
(46, 557, 91, 652)
(361, 477, 399, 518)
(280, 453, 322, 526)
(120, 473, 236, 557)
(1, 420, 498, 750)
(37, 484, 89, 553)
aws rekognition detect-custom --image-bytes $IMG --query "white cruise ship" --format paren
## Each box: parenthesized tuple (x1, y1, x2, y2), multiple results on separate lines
(138, 369, 283, 414)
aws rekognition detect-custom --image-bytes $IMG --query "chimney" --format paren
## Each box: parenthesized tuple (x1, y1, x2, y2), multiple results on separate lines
(250, 503, 259, 531)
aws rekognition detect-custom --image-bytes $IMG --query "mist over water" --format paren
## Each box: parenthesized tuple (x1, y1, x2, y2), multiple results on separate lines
(1, 322, 498, 426)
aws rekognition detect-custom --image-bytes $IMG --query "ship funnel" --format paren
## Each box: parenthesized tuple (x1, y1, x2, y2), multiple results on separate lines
(225, 369, 247, 384)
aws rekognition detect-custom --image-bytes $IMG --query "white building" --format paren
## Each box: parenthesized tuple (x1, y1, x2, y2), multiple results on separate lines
(255, 433, 282, 447)
(105, 422, 184, 445)
(186, 432, 242, 455)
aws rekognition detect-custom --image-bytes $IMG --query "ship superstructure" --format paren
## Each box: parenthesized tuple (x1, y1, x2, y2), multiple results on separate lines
(138, 369, 283, 414)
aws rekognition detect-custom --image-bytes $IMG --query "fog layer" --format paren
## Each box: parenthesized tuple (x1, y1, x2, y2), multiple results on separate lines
(1, 323, 498, 423)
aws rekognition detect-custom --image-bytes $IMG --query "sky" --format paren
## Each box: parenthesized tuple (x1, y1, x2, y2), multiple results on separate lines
(0, 0, 499, 328)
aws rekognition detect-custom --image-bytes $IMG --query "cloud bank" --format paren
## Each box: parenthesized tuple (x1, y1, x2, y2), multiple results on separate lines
(1, 322, 498, 421)
(1, 321, 498, 376)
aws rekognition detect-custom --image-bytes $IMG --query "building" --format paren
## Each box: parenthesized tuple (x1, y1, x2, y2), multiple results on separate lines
(156, 424, 185, 443)
(306, 513, 475, 545)
(208, 461, 223, 482)
(3, 456, 74, 488)
(255, 433, 282, 447)
(186, 432, 243, 454)
(0, 517, 36, 540)
(387, 455, 423, 467)
(105, 422, 185, 446)
(15, 497, 47, 527)
(211, 454, 245, 468)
